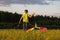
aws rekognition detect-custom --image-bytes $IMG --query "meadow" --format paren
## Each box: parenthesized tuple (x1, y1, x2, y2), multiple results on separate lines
(0, 29, 60, 40)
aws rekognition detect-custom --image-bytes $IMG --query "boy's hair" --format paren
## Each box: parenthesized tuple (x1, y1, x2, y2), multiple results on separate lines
(25, 9, 28, 13)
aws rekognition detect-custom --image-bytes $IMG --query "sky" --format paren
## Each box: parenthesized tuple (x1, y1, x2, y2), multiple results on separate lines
(0, 0, 60, 17)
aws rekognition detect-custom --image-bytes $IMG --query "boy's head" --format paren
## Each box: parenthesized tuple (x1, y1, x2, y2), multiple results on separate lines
(24, 9, 28, 13)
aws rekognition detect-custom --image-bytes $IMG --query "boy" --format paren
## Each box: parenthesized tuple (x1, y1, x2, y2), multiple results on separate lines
(19, 9, 35, 30)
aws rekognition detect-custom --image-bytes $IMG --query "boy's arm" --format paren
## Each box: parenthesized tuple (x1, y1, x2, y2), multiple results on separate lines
(19, 16, 23, 23)
(29, 13, 35, 18)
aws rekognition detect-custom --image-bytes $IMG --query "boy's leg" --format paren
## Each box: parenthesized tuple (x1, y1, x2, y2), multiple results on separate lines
(25, 22, 28, 30)
(23, 22, 25, 30)
(23, 22, 27, 30)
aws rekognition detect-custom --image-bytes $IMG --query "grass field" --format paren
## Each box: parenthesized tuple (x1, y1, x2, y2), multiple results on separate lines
(0, 29, 60, 40)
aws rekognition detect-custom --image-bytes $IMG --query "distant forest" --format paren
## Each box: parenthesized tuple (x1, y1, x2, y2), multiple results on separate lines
(0, 11, 60, 29)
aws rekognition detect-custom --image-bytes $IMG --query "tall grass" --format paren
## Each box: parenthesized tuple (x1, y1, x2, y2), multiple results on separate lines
(0, 29, 60, 40)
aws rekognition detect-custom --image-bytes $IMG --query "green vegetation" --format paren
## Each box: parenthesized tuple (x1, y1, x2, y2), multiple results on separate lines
(0, 29, 60, 40)
(0, 11, 60, 29)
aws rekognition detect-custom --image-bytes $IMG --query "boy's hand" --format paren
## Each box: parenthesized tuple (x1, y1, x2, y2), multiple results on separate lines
(19, 21, 20, 24)
(32, 13, 35, 16)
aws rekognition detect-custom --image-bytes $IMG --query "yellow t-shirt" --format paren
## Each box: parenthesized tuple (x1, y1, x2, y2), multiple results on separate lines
(22, 13, 30, 22)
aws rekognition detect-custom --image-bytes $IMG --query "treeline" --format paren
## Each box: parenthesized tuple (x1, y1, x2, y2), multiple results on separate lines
(0, 11, 20, 23)
(0, 11, 60, 29)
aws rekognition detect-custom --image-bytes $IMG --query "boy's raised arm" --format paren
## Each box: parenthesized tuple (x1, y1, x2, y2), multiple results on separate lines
(29, 13, 35, 18)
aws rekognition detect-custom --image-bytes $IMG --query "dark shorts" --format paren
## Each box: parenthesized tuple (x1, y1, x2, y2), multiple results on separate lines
(23, 22, 28, 30)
